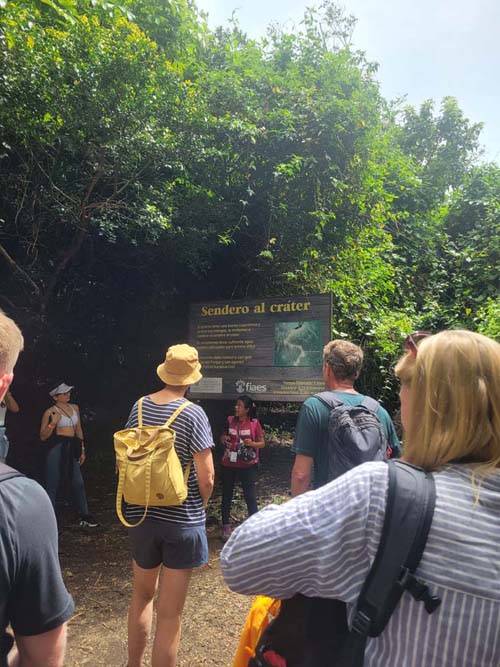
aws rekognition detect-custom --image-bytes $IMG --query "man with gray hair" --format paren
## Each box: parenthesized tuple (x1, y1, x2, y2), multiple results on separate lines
(291, 339, 400, 496)
(0, 310, 74, 667)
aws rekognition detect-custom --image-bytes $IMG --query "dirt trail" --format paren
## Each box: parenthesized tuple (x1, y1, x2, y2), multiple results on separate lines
(61, 442, 294, 666)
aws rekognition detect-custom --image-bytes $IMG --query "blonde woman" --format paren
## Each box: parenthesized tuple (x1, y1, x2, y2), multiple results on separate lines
(221, 330, 500, 666)
(40, 383, 98, 528)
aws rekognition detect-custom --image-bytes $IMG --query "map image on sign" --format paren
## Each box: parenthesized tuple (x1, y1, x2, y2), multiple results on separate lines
(274, 320, 322, 367)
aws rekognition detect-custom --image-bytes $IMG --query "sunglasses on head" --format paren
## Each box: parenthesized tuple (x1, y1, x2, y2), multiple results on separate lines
(404, 331, 431, 356)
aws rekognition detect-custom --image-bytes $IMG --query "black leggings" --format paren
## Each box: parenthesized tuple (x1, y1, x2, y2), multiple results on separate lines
(221, 465, 258, 525)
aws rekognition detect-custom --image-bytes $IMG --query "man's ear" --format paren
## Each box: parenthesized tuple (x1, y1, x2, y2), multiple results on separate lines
(0, 372, 14, 403)
(323, 362, 334, 382)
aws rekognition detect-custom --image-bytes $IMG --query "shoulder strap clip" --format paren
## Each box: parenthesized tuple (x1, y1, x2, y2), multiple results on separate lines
(351, 610, 371, 636)
(398, 568, 441, 614)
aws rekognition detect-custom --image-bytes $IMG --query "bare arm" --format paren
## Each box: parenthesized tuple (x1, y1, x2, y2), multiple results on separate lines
(73, 405, 84, 440)
(243, 421, 265, 449)
(39, 409, 60, 442)
(73, 406, 86, 464)
(9, 624, 67, 667)
(4, 392, 19, 413)
(193, 448, 215, 508)
(243, 437, 265, 449)
(291, 454, 313, 497)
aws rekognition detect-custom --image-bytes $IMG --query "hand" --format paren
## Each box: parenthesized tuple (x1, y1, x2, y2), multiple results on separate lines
(243, 438, 253, 447)
(79, 451, 86, 466)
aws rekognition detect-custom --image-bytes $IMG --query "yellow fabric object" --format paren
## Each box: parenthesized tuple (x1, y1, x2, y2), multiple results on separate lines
(233, 596, 281, 667)
(114, 399, 191, 528)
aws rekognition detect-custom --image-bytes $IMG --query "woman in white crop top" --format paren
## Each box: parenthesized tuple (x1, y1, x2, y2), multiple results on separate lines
(40, 382, 98, 528)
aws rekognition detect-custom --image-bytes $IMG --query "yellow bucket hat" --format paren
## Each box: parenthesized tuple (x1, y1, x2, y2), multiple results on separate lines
(157, 344, 202, 386)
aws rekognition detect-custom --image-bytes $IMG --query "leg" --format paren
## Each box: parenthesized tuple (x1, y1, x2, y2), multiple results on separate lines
(70, 458, 89, 516)
(45, 444, 62, 510)
(221, 466, 237, 525)
(151, 566, 192, 667)
(127, 560, 160, 667)
(239, 466, 258, 516)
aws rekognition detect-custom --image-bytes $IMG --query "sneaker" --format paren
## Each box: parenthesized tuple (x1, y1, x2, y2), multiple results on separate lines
(79, 515, 99, 528)
(221, 524, 232, 541)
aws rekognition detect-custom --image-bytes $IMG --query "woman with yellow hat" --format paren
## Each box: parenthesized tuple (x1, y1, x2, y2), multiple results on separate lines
(122, 344, 215, 667)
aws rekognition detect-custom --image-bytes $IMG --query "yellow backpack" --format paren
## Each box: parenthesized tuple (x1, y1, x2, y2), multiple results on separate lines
(114, 398, 191, 527)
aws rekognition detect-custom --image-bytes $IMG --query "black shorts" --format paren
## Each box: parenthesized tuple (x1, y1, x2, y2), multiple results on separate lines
(128, 520, 208, 570)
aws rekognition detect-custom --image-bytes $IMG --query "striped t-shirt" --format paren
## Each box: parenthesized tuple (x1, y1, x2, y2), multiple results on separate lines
(221, 461, 500, 666)
(124, 396, 214, 526)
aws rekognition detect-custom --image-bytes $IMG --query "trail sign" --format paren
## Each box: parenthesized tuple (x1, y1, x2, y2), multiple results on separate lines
(188, 294, 332, 401)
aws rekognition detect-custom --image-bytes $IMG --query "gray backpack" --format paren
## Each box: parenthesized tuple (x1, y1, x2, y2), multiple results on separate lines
(314, 392, 389, 481)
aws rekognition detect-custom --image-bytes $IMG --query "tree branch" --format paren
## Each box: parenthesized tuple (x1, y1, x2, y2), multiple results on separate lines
(0, 292, 17, 311)
(0, 242, 41, 295)
(40, 164, 104, 314)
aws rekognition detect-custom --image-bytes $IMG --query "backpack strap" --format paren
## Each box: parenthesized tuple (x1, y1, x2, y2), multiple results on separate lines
(115, 451, 154, 529)
(164, 400, 191, 428)
(313, 392, 344, 409)
(138, 397, 144, 427)
(315, 392, 380, 413)
(336, 460, 441, 667)
(360, 396, 380, 413)
(165, 401, 193, 485)
(136, 398, 191, 429)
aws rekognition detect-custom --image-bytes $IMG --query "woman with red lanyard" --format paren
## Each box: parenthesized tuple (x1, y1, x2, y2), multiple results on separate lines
(220, 395, 265, 541)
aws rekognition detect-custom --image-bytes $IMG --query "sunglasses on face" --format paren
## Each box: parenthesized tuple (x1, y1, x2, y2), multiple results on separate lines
(404, 331, 431, 356)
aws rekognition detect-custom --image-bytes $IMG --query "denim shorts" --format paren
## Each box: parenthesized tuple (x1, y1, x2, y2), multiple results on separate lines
(128, 520, 209, 570)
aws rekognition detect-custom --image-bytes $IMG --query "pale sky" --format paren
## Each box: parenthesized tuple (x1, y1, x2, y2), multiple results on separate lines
(196, 0, 500, 162)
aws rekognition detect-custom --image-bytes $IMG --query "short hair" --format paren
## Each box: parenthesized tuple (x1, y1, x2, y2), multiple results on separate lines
(0, 310, 24, 373)
(395, 330, 500, 473)
(323, 339, 363, 381)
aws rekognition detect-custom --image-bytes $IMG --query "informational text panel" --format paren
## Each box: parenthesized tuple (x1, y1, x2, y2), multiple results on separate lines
(188, 294, 332, 401)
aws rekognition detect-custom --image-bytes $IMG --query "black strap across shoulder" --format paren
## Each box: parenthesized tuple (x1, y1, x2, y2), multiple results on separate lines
(336, 460, 441, 667)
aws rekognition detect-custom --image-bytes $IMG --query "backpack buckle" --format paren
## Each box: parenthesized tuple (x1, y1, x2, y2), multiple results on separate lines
(351, 610, 371, 636)
(398, 568, 441, 614)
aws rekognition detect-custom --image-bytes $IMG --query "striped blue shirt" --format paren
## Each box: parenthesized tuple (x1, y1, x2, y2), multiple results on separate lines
(124, 396, 214, 526)
(221, 462, 500, 666)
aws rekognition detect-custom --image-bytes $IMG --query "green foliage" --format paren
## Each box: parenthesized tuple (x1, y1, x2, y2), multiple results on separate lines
(0, 0, 222, 318)
(475, 298, 500, 340)
(0, 0, 497, 415)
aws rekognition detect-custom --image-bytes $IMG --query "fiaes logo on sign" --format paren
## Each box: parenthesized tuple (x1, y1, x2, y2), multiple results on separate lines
(235, 380, 246, 393)
(235, 380, 267, 393)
